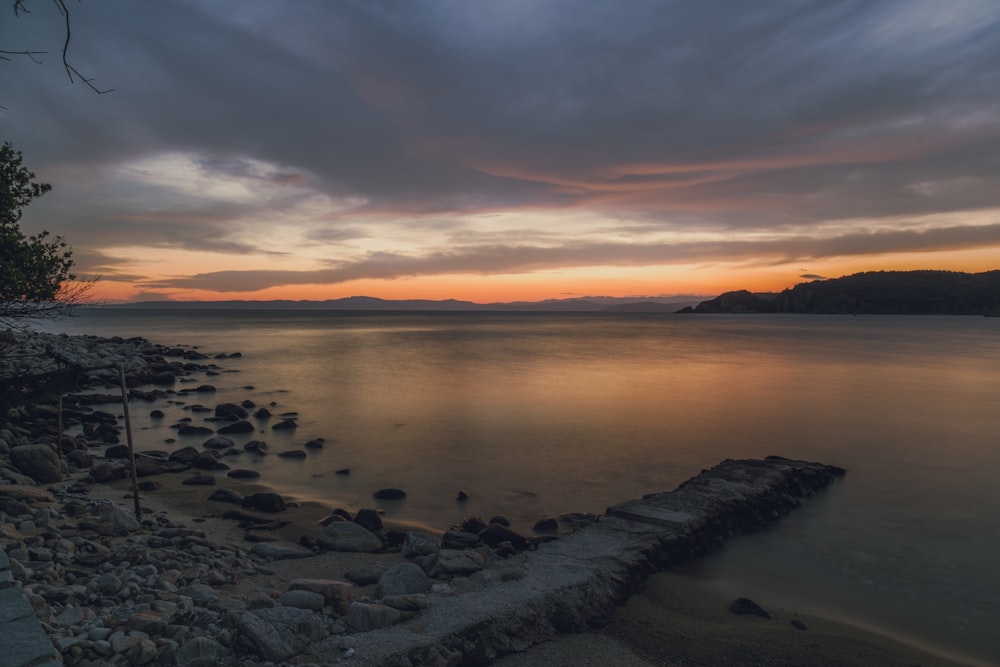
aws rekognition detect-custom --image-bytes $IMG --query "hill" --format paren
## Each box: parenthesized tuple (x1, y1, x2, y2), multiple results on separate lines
(681, 270, 1000, 316)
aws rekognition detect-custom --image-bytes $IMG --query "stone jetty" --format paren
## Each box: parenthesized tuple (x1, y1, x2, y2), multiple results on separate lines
(1, 329, 845, 666)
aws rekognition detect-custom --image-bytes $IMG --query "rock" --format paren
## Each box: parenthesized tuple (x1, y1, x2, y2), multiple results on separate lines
(271, 418, 298, 430)
(150, 409, 166, 418)
(432, 548, 487, 576)
(373, 487, 407, 500)
(347, 602, 405, 632)
(194, 384, 216, 392)
(152, 371, 176, 386)
(402, 531, 441, 558)
(353, 508, 382, 532)
(288, 579, 353, 615)
(104, 444, 131, 459)
(479, 524, 529, 551)
(215, 403, 249, 419)
(278, 589, 325, 610)
(242, 492, 286, 513)
(378, 562, 430, 597)
(728, 597, 771, 618)
(202, 436, 235, 450)
(137, 480, 160, 491)
(218, 420, 255, 435)
(90, 461, 127, 483)
(177, 425, 214, 436)
(168, 446, 200, 464)
(183, 474, 216, 486)
(127, 609, 166, 635)
(208, 488, 244, 504)
(344, 564, 387, 586)
(194, 452, 222, 469)
(250, 541, 315, 560)
(791, 619, 808, 631)
(277, 449, 306, 459)
(335, 467, 350, 475)
(126, 638, 159, 665)
(461, 516, 488, 534)
(442, 529, 481, 549)
(244, 440, 267, 453)
(381, 594, 431, 612)
(533, 516, 559, 532)
(235, 607, 326, 662)
(10, 444, 63, 484)
(317, 521, 382, 553)
(174, 637, 231, 665)
(304, 438, 324, 449)
(134, 459, 169, 476)
(456, 490, 469, 501)
(253, 407, 271, 419)
(227, 469, 261, 479)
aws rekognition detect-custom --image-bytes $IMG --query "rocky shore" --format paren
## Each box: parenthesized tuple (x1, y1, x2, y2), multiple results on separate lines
(1, 329, 847, 666)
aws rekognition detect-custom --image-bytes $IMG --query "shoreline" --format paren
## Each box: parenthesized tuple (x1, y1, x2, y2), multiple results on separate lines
(0, 328, 983, 665)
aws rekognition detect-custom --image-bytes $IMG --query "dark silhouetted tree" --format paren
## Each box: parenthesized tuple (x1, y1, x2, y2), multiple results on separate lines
(1, 141, 92, 323)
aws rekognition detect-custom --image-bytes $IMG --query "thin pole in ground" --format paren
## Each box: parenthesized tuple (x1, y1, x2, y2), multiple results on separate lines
(118, 366, 142, 522)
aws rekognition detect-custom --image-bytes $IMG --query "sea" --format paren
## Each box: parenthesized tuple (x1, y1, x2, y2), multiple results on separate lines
(38, 309, 1000, 665)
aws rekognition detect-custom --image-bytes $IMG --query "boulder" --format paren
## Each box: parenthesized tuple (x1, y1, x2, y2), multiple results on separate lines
(347, 602, 406, 632)
(234, 607, 326, 662)
(244, 440, 268, 454)
(432, 548, 487, 576)
(378, 562, 430, 597)
(479, 524, 529, 551)
(218, 420, 255, 435)
(271, 419, 298, 431)
(168, 446, 200, 464)
(278, 590, 325, 611)
(227, 469, 261, 480)
(10, 444, 64, 483)
(729, 597, 771, 618)
(208, 488, 244, 504)
(288, 579, 352, 615)
(103, 444, 131, 459)
(373, 487, 407, 500)
(317, 521, 382, 553)
(353, 508, 383, 532)
(242, 492, 286, 513)
(202, 436, 235, 450)
(215, 403, 249, 419)
(90, 461, 127, 483)
(182, 474, 216, 486)
(250, 541, 314, 561)
(344, 564, 387, 586)
(402, 531, 441, 559)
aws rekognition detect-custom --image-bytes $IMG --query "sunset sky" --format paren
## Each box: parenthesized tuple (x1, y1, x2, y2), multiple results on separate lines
(3, 0, 1000, 303)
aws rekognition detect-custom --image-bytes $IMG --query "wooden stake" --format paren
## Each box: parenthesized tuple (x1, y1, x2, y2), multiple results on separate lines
(118, 366, 142, 522)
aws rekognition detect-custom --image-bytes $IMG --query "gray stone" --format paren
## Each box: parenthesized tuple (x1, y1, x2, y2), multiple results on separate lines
(10, 444, 63, 484)
(278, 589, 325, 610)
(347, 601, 405, 631)
(402, 531, 441, 558)
(433, 548, 487, 576)
(175, 636, 231, 665)
(125, 637, 159, 665)
(317, 521, 382, 553)
(344, 564, 388, 586)
(378, 562, 430, 597)
(235, 607, 326, 662)
(289, 579, 353, 615)
(0, 586, 62, 667)
(250, 540, 315, 560)
(381, 594, 431, 611)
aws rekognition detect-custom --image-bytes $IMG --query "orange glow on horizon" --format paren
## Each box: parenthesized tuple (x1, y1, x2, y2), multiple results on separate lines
(80, 246, 1000, 306)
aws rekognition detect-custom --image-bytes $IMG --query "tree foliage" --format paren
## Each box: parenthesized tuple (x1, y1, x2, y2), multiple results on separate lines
(1, 141, 89, 322)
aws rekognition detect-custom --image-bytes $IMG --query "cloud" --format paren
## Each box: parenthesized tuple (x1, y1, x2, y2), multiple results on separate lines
(143, 221, 1000, 293)
(4, 0, 1000, 295)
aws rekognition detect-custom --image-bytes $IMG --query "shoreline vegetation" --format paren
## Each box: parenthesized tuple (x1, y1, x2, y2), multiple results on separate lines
(0, 328, 975, 666)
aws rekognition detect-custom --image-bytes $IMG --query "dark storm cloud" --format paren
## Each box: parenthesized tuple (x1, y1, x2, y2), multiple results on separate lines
(4, 0, 1000, 277)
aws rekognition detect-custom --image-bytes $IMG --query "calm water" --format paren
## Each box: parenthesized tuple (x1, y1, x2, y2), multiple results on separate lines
(42, 309, 1000, 665)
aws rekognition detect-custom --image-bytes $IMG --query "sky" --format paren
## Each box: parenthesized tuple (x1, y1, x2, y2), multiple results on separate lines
(3, 0, 1000, 303)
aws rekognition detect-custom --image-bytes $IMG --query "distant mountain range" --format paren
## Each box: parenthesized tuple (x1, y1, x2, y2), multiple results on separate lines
(115, 294, 706, 312)
(680, 270, 1000, 316)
